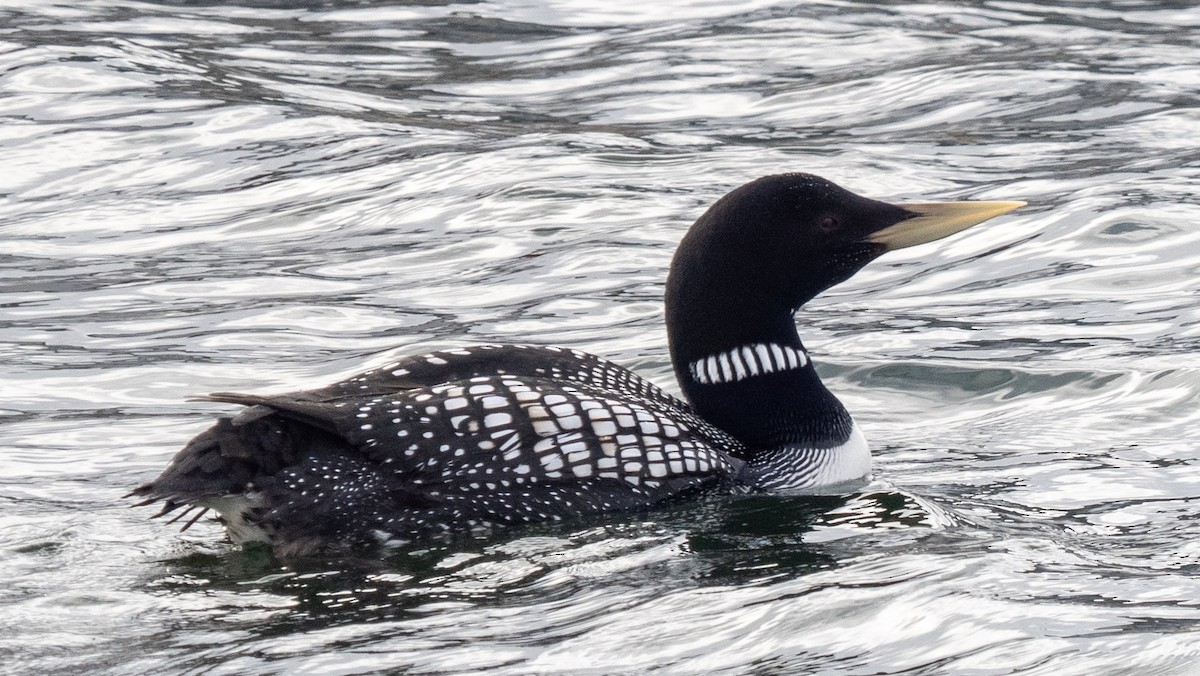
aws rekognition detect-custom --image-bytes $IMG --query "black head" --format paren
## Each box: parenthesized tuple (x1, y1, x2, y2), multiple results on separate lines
(664, 173, 1025, 448)
(665, 173, 1024, 357)
(665, 174, 900, 361)
(669, 174, 909, 318)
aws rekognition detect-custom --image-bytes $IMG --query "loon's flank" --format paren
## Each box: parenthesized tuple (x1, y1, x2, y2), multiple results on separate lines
(130, 173, 1024, 557)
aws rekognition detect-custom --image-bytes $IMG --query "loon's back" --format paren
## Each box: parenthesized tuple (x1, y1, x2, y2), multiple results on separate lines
(132, 344, 745, 556)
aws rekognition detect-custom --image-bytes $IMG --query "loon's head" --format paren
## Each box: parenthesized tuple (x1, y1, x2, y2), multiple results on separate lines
(664, 173, 1024, 448)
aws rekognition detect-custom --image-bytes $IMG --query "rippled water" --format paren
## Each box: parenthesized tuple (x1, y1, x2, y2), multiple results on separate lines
(3, 0, 1200, 673)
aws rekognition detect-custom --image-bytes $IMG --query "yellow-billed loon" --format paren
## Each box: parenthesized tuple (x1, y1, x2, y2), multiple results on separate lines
(131, 173, 1024, 557)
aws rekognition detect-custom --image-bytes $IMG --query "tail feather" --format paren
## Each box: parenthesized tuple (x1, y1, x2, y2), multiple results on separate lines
(163, 504, 199, 526)
(132, 398, 440, 551)
(178, 507, 211, 532)
(130, 408, 303, 513)
(197, 393, 343, 435)
(152, 499, 187, 520)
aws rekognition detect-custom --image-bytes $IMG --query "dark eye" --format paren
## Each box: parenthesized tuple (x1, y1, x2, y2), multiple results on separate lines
(819, 216, 839, 232)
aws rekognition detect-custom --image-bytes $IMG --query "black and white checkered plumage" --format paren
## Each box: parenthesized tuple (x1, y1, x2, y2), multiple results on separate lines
(134, 345, 749, 556)
(132, 173, 1022, 556)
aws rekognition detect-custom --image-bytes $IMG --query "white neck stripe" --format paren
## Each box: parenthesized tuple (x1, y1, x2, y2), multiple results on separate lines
(688, 343, 808, 385)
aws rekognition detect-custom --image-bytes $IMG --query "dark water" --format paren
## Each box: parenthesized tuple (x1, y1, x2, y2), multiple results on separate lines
(3, 1, 1200, 673)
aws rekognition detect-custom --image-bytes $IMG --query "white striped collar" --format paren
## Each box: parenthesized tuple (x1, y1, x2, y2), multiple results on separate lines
(687, 342, 808, 385)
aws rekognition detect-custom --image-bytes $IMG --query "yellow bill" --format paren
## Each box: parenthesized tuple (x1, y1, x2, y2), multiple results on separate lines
(869, 200, 1027, 250)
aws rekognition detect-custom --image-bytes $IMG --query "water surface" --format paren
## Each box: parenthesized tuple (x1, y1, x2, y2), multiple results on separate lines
(3, 1, 1200, 673)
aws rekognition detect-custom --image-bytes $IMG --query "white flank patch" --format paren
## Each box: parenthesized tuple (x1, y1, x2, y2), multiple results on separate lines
(688, 343, 809, 385)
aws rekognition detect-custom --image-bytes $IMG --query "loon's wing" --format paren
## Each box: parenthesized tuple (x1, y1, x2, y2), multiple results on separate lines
(298, 344, 687, 410)
(252, 344, 740, 453)
(131, 345, 743, 556)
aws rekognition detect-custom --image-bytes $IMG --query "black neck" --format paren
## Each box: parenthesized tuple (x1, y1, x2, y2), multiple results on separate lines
(664, 278, 853, 456)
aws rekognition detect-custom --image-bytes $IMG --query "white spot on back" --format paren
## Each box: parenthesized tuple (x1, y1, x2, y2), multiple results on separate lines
(484, 412, 512, 428)
(481, 396, 508, 409)
(592, 420, 617, 437)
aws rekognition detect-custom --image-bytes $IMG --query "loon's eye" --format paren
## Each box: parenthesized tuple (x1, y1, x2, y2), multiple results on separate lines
(819, 216, 839, 232)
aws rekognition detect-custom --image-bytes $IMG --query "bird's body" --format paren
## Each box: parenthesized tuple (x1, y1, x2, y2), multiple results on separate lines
(132, 173, 1023, 557)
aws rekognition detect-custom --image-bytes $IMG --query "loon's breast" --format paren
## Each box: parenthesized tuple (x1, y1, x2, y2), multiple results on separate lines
(741, 421, 871, 492)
